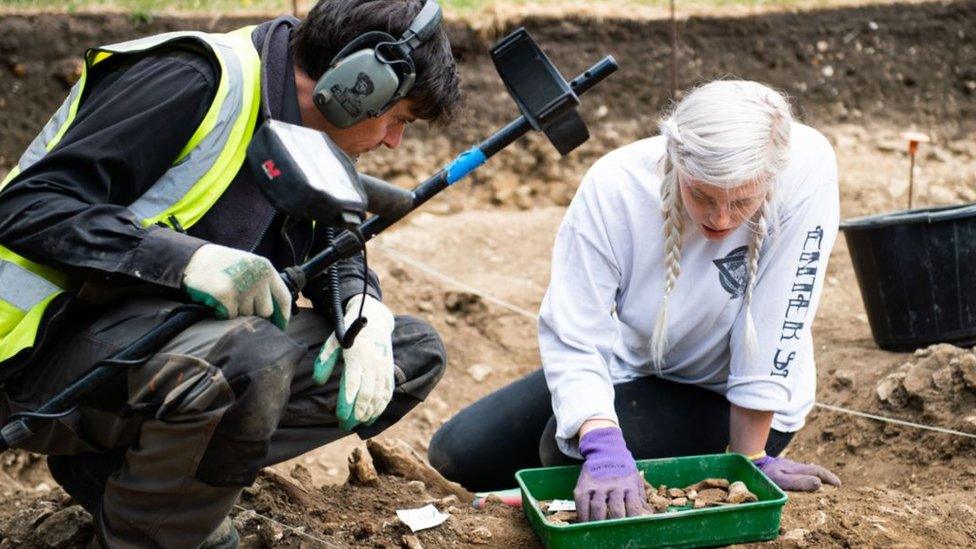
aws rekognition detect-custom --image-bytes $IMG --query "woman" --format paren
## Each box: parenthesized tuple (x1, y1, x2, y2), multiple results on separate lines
(429, 80, 841, 522)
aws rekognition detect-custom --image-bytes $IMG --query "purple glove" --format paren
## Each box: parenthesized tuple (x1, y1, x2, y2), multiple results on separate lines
(574, 427, 650, 522)
(754, 455, 842, 491)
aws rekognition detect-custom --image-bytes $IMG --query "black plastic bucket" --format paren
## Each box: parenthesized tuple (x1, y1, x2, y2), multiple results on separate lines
(840, 203, 976, 352)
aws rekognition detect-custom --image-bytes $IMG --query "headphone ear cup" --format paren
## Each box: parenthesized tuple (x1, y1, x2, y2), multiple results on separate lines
(313, 32, 401, 128)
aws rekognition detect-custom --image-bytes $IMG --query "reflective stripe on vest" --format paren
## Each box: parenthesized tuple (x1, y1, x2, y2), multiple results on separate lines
(0, 69, 88, 190)
(0, 262, 59, 311)
(0, 26, 261, 365)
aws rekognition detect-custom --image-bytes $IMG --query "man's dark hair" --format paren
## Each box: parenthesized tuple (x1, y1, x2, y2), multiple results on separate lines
(292, 0, 461, 124)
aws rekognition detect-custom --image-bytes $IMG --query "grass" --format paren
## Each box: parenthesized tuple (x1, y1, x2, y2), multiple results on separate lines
(0, 0, 286, 11)
(0, 0, 910, 16)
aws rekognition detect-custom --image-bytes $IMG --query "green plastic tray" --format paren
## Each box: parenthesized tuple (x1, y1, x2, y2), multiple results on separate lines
(516, 453, 787, 549)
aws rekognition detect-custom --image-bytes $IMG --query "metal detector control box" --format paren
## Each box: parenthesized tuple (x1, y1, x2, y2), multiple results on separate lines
(490, 28, 589, 155)
(247, 120, 367, 230)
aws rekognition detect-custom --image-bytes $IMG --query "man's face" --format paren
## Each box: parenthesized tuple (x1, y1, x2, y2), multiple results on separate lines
(318, 100, 416, 157)
(678, 175, 767, 241)
(294, 64, 417, 157)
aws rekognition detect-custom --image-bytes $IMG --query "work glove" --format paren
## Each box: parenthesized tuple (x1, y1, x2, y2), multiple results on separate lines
(574, 427, 651, 522)
(312, 294, 395, 431)
(182, 243, 291, 330)
(753, 455, 842, 492)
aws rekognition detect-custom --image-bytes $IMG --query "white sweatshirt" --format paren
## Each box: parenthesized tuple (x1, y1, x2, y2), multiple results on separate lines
(539, 123, 840, 457)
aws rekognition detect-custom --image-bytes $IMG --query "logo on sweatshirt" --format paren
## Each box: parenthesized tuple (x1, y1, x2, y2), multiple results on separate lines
(713, 245, 749, 298)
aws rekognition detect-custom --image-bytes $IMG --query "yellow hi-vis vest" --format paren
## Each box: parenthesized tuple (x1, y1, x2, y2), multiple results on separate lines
(0, 26, 261, 365)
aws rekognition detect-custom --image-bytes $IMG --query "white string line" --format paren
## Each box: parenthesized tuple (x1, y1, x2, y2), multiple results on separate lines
(373, 243, 540, 319)
(375, 244, 976, 441)
(233, 504, 345, 548)
(813, 403, 976, 439)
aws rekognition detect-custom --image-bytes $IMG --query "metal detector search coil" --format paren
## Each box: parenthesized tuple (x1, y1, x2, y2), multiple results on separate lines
(490, 28, 589, 156)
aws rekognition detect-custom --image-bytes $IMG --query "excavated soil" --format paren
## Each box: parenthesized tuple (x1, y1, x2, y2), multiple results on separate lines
(2, 2, 976, 548)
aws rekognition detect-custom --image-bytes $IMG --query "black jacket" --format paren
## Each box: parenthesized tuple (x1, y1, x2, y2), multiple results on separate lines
(0, 18, 380, 370)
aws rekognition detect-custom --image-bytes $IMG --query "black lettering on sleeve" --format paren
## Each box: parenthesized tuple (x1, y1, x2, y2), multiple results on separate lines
(791, 281, 815, 294)
(785, 295, 812, 318)
(769, 225, 826, 380)
(771, 348, 796, 378)
(803, 226, 824, 251)
(780, 320, 804, 341)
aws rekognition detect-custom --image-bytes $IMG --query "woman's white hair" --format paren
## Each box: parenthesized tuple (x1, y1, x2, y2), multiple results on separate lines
(651, 80, 793, 368)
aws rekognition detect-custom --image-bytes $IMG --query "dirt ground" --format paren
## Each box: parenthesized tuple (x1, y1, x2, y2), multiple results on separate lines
(1, 1, 976, 548)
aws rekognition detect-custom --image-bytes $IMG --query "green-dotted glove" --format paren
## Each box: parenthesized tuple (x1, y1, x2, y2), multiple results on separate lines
(182, 243, 291, 330)
(312, 294, 395, 431)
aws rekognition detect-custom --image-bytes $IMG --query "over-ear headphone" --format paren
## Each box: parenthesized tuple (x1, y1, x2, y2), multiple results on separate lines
(312, 0, 442, 128)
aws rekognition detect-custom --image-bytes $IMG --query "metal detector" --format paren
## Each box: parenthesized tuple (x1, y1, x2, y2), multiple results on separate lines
(0, 29, 617, 451)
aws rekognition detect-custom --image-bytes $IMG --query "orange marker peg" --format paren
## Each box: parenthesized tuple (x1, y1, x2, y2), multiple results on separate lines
(899, 131, 930, 210)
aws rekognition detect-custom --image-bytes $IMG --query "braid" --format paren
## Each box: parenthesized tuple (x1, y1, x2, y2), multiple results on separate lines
(651, 155, 685, 369)
(742, 192, 772, 361)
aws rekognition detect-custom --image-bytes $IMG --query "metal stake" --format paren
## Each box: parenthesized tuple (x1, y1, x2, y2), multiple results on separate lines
(900, 131, 930, 210)
(908, 152, 916, 209)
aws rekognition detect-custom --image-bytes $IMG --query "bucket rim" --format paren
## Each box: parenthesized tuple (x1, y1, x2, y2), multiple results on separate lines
(840, 202, 976, 231)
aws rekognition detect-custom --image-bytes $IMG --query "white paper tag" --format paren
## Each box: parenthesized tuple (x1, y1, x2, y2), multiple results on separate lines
(547, 499, 576, 512)
(396, 504, 451, 532)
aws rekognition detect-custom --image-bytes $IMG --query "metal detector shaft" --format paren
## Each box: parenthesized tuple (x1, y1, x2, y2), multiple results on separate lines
(0, 56, 618, 452)
(301, 55, 619, 277)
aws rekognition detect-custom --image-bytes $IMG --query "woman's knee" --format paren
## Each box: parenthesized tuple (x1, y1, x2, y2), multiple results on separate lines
(429, 370, 556, 489)
(427, 424, 464, 483)
(538, 416, 581, 467)
(426, 403, 499, 487)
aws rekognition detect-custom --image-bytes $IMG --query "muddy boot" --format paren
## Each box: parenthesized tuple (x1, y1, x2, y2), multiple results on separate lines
(199, 517, 240, 549)
(85, 515, 238, 548)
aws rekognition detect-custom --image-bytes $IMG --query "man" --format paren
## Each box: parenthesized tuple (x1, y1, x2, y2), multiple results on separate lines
(0, 0, 460, 546)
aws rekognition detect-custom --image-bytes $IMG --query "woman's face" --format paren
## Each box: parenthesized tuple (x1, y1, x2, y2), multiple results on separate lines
(678, 176, 767, 241)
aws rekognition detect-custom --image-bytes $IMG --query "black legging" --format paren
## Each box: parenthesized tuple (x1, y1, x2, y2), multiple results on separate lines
(428, 369, 794, 492)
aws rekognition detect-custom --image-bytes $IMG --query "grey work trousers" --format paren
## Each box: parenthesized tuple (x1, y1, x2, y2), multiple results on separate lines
(0, 297, 446, 548)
